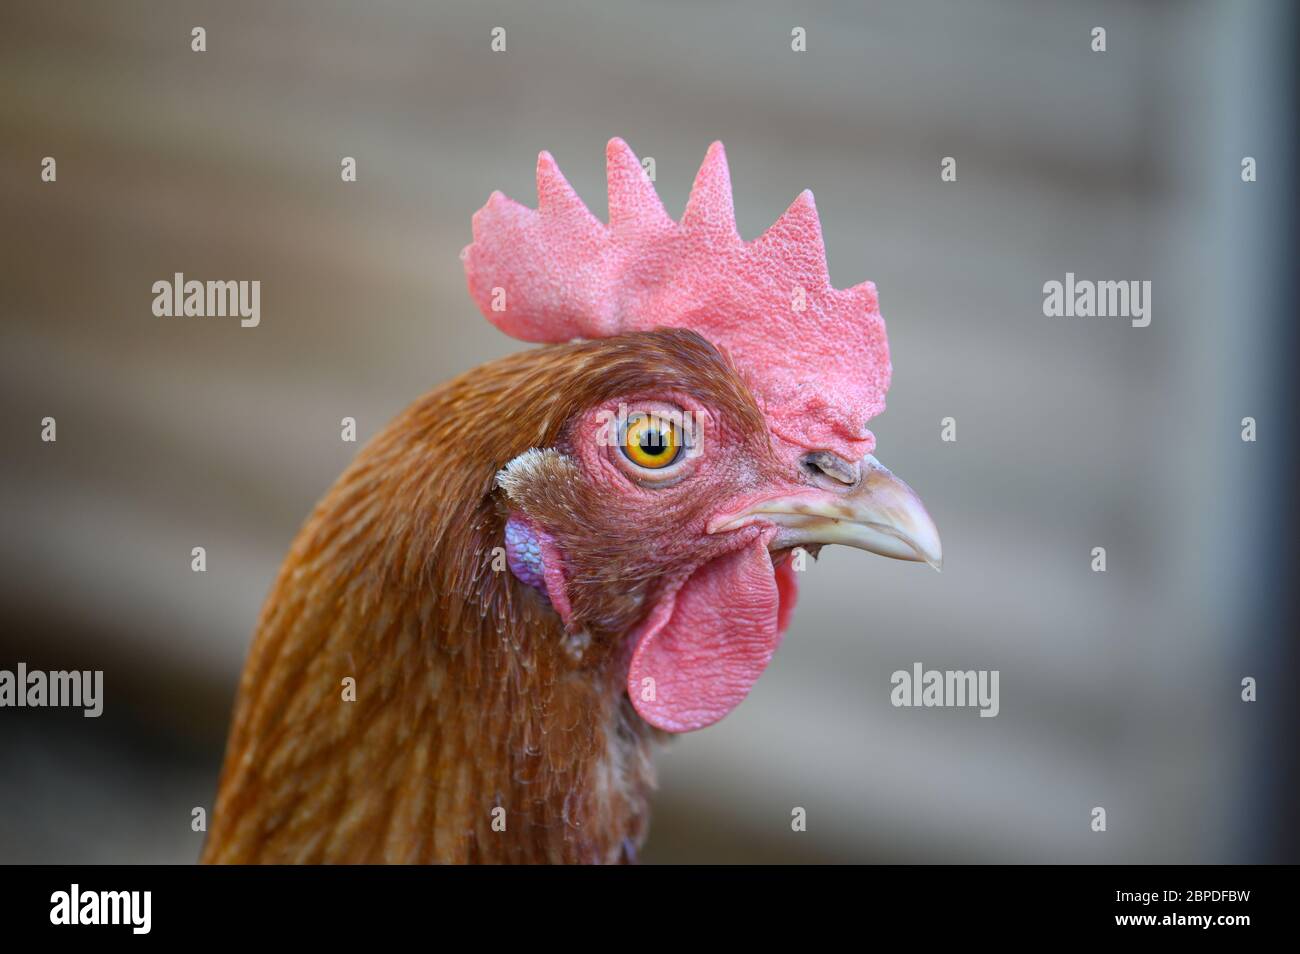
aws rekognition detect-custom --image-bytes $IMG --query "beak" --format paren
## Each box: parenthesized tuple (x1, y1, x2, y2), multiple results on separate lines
(710, 455, 943, 570)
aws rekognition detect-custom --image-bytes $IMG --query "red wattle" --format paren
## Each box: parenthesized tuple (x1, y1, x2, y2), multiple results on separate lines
(627, 538, 794, 733)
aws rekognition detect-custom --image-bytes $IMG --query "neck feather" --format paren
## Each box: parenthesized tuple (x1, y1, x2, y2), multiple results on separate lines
(204, 352, 659, 864)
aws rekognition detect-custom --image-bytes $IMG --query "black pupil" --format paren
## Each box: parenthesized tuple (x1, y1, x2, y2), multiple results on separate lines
(639, 428, 669, 457)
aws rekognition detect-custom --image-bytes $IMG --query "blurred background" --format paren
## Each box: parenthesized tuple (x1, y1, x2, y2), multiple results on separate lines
(1, 0, 1295, 863)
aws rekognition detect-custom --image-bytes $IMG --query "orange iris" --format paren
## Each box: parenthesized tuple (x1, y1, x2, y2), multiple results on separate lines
(622, 414, 681, 469)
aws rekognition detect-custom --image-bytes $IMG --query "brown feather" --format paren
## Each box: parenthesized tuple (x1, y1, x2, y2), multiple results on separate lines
(201, 329, 768, 863)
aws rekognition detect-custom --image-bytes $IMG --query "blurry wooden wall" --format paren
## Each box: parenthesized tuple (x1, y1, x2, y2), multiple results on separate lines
(0, 0, 1292, 862)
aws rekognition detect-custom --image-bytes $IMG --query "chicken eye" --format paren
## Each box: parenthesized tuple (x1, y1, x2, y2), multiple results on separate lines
(621, 414, 682, 470)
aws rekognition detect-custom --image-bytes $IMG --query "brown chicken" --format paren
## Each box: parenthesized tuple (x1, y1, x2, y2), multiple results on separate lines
(202, 139, 940, 863)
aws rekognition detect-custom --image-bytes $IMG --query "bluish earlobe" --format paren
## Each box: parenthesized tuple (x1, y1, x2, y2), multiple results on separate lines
(504, 514, 550, 601)
(502, 511, 574, 625)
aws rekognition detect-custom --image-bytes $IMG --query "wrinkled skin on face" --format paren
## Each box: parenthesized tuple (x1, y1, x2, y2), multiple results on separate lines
(497, 328, 940, 732)
(497, 330, 777, 633)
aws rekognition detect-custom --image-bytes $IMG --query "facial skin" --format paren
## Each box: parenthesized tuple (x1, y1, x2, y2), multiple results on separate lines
(497, 328, 941, 732)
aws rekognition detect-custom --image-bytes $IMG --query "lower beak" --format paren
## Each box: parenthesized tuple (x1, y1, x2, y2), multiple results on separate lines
(711, 455, 943, 570)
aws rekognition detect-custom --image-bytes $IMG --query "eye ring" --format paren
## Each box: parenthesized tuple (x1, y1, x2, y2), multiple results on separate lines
(604, 405, 698, 485)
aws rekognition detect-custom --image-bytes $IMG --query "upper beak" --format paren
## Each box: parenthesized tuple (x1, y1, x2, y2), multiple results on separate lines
(710, 455, 943, 570)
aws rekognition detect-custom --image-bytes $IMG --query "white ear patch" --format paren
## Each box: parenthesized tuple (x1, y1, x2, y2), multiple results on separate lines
(495, 447, 579, 502)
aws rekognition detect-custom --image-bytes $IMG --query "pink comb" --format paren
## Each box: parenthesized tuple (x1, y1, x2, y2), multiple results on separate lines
(461, 138, 891, 460)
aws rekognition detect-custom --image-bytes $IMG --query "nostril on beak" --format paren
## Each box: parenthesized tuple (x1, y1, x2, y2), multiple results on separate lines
(800, 451, 861, 489)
